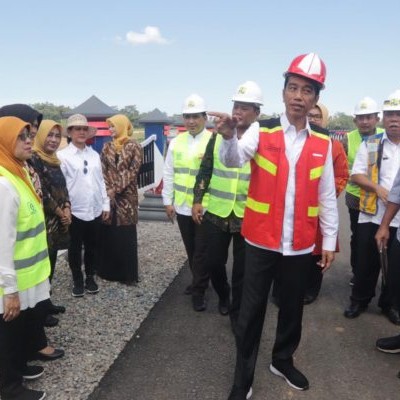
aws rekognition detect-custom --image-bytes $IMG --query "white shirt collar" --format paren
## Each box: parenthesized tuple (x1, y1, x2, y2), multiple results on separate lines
(68, 142, 89, 154)
(280, 112, 311, 136)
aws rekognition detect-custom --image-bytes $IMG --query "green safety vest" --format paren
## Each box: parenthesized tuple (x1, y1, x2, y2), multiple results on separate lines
(207, 135, 250, 218)
(173, 130, 212, 207)
(0, 166, 50, 296)
(346, 128, 384, 197)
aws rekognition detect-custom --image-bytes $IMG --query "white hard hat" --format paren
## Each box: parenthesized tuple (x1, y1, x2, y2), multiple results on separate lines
(232, 81, 263, 106)
(354, 97, 379, 115)
(383, 89, 400, 111)
(182, 94, 206, 114)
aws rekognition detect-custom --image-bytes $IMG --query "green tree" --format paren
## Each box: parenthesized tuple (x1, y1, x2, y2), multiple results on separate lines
(30, 102, 71, 122)
(328, 112, 356, 131)
(119, 105, 140, 123)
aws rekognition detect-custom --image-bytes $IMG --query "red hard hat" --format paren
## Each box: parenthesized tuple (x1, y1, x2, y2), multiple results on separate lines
(285, 53, 326, 88)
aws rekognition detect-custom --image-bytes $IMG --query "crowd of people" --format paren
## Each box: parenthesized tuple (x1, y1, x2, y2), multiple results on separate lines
(162, 53, 400, 399)
(1, 51, 400, 400)
(0, 109, 142, 400)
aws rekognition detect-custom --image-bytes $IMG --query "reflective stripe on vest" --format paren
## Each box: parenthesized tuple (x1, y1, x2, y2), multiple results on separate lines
(0, 166, 50, 296)
(241, 122, 330, 250)
(359, 134, 384, 215)
(172, 130, 212, 207)
(207, 135, 250, 218)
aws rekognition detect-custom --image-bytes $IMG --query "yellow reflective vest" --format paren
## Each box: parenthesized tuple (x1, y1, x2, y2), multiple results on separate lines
(173, 130, 212, 207)
(359, 133, 384, 215)
(207, 135, 250, 218)
(0, 166, 50, 296)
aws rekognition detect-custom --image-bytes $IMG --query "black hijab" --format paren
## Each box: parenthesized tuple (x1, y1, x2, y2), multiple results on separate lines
(0, 104, 43, 127)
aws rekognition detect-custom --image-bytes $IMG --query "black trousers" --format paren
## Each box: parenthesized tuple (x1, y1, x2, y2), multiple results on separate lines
(48, 247, 58, 283)
(0, 302, 47, 398)
(351, 222, 397, 309)
(388, 238, 400, 310)
(305, 255, 324, 297)
(203, 219, 245, 322)
(176, 214, 209, 296)
(68, 215, 101, 283)
(233, 244, 310, 391)
(348, 208, 360, 274)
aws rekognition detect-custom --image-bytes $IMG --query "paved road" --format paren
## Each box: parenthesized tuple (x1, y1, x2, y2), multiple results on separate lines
(89, 197, 400, 400)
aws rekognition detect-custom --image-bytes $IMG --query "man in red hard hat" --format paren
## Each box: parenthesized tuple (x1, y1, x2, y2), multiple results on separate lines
(210, 52, 338, 399)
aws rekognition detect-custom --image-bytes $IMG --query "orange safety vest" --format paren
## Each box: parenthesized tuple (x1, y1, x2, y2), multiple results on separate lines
(241, 119, 330, 250)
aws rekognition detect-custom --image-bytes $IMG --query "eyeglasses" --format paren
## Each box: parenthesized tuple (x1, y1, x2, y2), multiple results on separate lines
(17, 131, 34, 142)
(73, 126, 89, 132)
(83, 160, 88, 174)
(308, 113, 322, 121)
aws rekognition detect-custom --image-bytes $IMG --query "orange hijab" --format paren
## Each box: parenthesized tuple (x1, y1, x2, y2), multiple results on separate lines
(106, 114, 133, 154)
(0, 116, 39, 202)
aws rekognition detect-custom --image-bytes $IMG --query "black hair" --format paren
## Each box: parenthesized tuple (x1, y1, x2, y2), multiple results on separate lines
(0, 104, 43, 126)
(284, 74, 321, 97)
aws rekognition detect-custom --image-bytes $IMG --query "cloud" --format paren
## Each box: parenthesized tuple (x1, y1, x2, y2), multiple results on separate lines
(125, 26, 169, 45)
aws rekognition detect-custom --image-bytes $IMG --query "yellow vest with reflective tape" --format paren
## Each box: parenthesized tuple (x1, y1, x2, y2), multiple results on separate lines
(0, 166, 50, 296)
(207, 135, 250, 218)
(359, 133, 384, 215)
(173, 130, 212, 207)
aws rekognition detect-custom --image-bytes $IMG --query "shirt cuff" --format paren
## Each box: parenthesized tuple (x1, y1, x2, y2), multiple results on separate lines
(0, 273, 18, 294)
(322, 236, 337, 252)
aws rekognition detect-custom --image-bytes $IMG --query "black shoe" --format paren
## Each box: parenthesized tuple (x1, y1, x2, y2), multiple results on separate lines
(344, 302, 367, 319)
(269, 361, 309, 390)
(227, 386, 253, 400)
(35, 348, 64, 362)
(85, 276, 99, 294)
(303, 293, 318, 305)
(72, 281, 84, 297)
(192, 295, 206, 312)
(2, 388, 46, 400)
(44, 314, 59, 328)
(376, 334, 400, 353)
(184, 284, 193, 295)
(48, 303, 66, 314)
(218, 297, 230, 316)
(382, 308, 400, 325)
(22, 365, 44, 380)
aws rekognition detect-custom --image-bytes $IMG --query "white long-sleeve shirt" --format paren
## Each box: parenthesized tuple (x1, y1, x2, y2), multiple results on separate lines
(0, 177, 50, 314)
(352, 132, 400, 227)
(220, 113, 338, 255)
(162, 128, 209, 216)
(58, 143, 110, 221)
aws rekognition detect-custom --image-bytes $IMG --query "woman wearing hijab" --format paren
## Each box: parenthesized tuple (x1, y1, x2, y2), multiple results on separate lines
(98, 114, 142, 284)
(0, 105, 65, 348)
(30, 121, 71, 322)
(0, 104, 43, 198)
(0, 116, 49, 400)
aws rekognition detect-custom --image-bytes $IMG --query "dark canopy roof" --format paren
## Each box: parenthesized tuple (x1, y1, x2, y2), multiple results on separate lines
(63, 95, 117, 119)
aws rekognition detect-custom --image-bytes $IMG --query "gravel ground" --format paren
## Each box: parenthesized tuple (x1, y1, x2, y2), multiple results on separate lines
(27, 221, 186, 400)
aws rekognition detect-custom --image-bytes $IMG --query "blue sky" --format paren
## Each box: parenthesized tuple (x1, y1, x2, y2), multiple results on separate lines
(1, 1, 399, 117)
